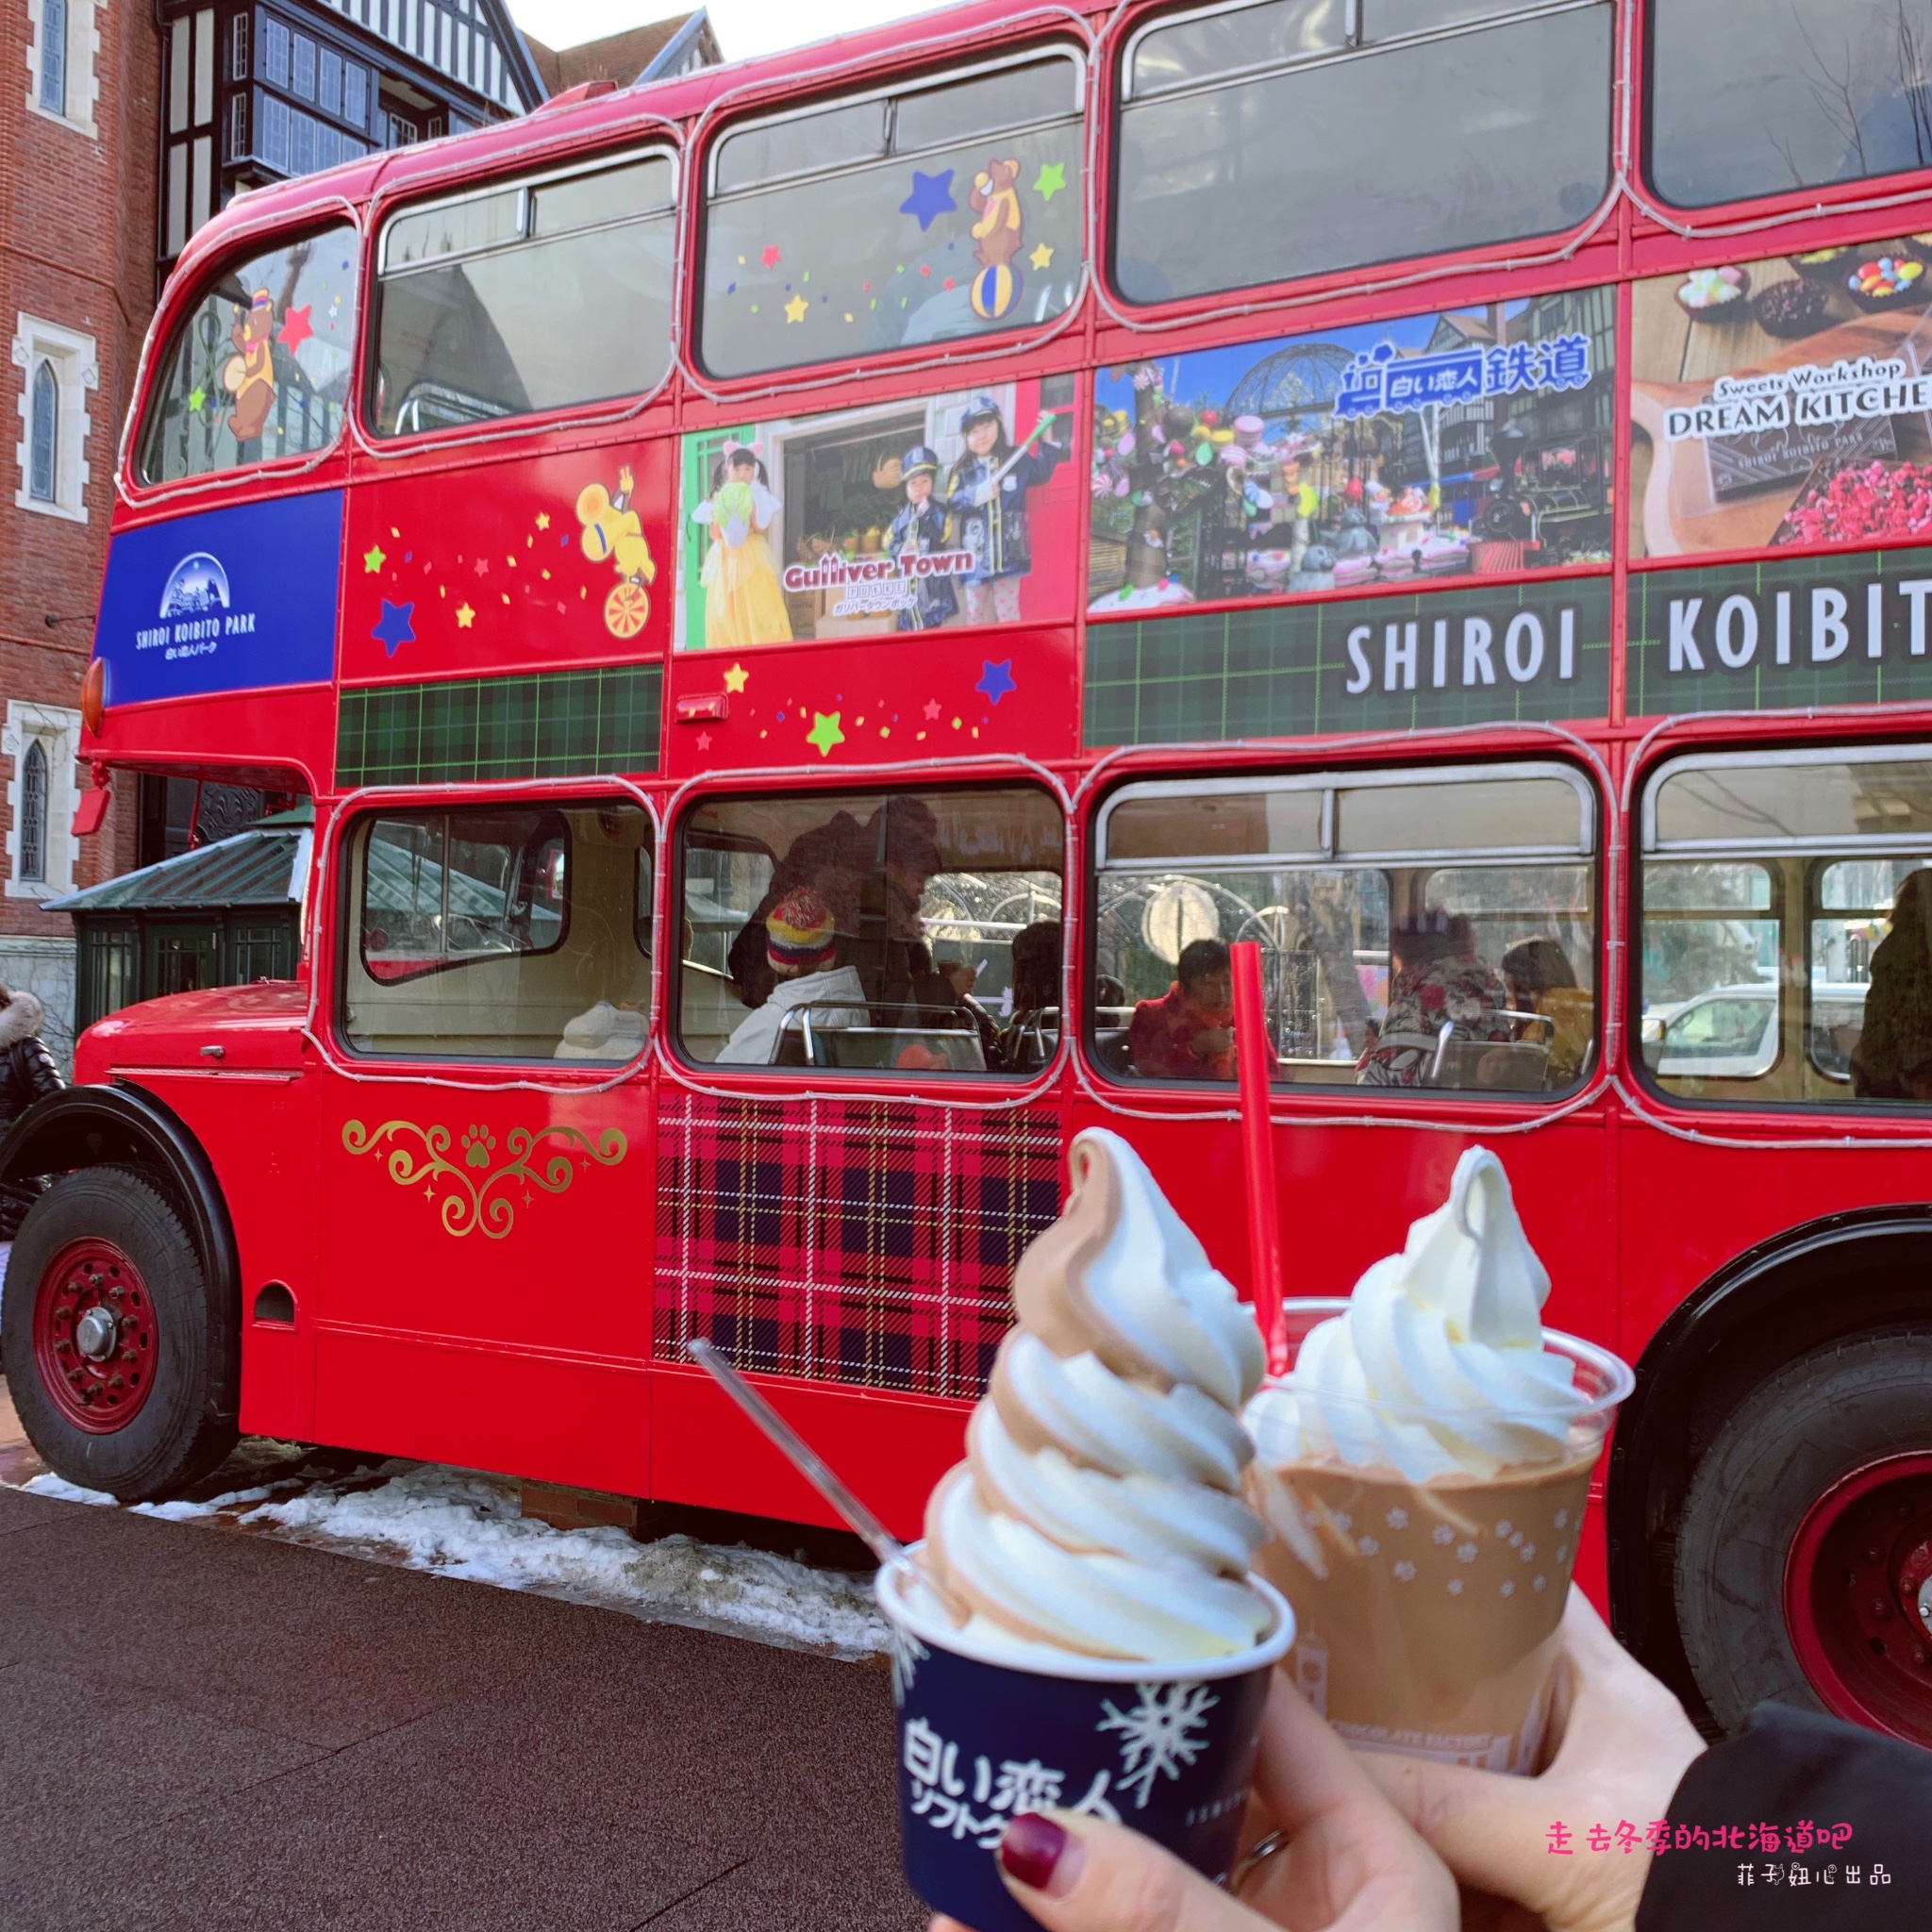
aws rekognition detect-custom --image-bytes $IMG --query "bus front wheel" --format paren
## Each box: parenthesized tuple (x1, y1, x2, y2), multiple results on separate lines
(1, 1166, 237, 1501)
(1674, 1330, 1932, 1746)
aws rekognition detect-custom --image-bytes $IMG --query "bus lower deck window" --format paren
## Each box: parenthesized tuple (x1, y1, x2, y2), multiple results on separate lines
(1092, 764, 1597, 1095)
(676, 785, 1063, 1075)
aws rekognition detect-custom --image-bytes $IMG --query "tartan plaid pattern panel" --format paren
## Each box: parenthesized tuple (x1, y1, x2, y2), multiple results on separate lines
(337, 665, 662, 787)
(655, 1091, 1064, 1400)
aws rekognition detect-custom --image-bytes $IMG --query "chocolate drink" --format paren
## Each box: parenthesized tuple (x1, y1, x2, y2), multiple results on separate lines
(1243, 1148, 1633, 1774)
(1248, 1448, 1596, 1771)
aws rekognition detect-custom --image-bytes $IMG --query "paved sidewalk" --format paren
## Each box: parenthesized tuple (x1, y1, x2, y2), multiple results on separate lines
(0, 1483, 927, 1932)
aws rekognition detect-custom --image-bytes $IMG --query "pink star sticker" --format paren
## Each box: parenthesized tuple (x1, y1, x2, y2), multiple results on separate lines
(923, 698, 941, 720)
(276, 304, 314, 352)
(695, 730, 713, 752)
(761, 245, 781, 268)
(474, 558, 490, 577)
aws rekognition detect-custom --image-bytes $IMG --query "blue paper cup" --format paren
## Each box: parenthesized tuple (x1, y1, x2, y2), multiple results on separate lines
(878, 1550, 1294, 1932)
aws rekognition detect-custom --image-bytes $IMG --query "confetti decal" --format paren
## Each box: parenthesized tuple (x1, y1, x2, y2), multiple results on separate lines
(371, 598, 416, 657)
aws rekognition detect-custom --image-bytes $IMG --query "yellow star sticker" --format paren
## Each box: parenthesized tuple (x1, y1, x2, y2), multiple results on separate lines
(362, 543, 386, 573)
(723, 661, 749, 693)
(535, 511, 551, 530)
(806, 710, 845, 757)
(784, 293, 809, 325)
(1029, 242, 1054, 271)
(456, 603, 475, 628)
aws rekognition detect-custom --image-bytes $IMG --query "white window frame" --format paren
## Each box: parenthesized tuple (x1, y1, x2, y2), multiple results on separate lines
(11, 315, 97, 523)
(3, 704, 81, 900)
(25, 0, 98, 137)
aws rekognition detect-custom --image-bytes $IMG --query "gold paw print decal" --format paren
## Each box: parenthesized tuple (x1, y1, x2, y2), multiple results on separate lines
(342, 1119, 627, 1239)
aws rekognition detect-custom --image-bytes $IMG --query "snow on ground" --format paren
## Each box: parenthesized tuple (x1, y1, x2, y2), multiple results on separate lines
(25, 1458, 887, 1661)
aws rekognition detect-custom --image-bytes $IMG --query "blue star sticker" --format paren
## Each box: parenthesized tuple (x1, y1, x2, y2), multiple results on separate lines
(975, 658, 1017, 705)
(372, 598, 416, 657)
(899, 168, 956, 232)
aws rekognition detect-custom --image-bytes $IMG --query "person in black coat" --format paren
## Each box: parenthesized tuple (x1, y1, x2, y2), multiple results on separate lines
(0, 987, 62, 1239)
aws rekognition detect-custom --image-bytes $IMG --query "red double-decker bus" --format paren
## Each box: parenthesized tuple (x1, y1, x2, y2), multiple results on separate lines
(9, 0, 1932, 1745)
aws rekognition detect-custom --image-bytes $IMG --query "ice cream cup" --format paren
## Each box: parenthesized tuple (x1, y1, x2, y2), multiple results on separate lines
(879, 1549, 1294, 1932)
(1247, 1299, 1633, 1776)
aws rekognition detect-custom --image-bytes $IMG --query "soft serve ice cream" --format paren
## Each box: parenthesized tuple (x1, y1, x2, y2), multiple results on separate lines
(913, 1126, 1274, 1664)
(1244, 1146, 1628, 1773)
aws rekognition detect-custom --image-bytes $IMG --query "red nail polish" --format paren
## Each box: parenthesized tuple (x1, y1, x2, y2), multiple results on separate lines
(1000, 1812, 1068, 1892)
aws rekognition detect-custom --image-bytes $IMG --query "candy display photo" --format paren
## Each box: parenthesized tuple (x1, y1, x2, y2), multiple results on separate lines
(1631, 236, 1932, 557)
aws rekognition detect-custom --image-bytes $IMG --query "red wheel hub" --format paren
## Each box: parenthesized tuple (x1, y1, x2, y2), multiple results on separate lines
(30, 1238, 158, 1435)
(1785, 1452, 1932, 1745)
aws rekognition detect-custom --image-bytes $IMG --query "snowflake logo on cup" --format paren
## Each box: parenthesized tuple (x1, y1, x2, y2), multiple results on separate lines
(889, 1624, 931, 1709)
(1096, 1682, 1220, 1809)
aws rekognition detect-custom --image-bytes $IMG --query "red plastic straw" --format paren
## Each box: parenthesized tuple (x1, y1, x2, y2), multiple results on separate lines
(1230, 941, 1288, 1374)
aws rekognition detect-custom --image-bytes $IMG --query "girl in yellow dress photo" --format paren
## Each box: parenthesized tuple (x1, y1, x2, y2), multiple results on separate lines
(691, 442, 792, 649)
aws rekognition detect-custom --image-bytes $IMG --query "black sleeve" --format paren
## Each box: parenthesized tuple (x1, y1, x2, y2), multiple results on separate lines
(1636, 1702, 1932, 1928)
(23, 1038, 63, 1102)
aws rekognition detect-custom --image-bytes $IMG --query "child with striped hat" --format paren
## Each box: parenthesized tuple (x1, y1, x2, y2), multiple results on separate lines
(715, 888, 871, 1064)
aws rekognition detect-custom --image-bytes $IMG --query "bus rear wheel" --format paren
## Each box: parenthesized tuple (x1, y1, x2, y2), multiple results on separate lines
(1674, 1330, 1932, 1745)
(1, 1166, 236, 1502)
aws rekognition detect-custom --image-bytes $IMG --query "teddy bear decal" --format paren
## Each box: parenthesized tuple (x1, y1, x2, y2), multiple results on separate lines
(969, 157, 1024, 322)
(222, 289, 278, 443)
(575, 464, 658, 639)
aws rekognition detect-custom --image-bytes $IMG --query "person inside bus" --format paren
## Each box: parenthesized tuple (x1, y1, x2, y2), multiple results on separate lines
(714, 889, 869, 1064)
(1499, 935, 1592, 1087)
(1130, 938, 1238, 1081)
(943, 395, 1064, 627)
(897, 941, 1001, 1067)
(691, 442, 792, 652)
(726, 795, 945, 1017)
(1850, 867, 1932, 1101)
(1001, 919, 1063, 1074)
(1357, 910, 1513, 1087)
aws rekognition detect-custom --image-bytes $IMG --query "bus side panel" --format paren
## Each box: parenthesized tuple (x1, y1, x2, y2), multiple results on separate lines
(650, 1365, 970, 1541)
(1618, 1126, 1932, 1361)
(125, 1066, 322, 1441)
(311, 1327, 651, 1493)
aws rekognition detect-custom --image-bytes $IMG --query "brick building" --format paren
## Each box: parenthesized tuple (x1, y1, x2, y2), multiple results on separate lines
(1, 0, 157, 1065)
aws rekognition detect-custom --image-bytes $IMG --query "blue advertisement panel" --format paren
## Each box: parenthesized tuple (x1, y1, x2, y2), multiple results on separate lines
(94, 491, 343, 705)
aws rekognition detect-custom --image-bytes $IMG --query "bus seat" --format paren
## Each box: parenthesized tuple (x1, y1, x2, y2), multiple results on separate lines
(1427, 1039, 1551, 1091)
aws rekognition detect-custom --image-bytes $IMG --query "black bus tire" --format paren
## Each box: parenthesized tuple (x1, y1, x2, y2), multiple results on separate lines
(1, 1166, 237, 1502)
(1674, 1329, 1932, 1735)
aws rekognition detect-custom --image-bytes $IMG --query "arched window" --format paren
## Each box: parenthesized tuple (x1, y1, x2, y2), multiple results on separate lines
(28, 361, 58, 503)
(20, 741, 48, 885)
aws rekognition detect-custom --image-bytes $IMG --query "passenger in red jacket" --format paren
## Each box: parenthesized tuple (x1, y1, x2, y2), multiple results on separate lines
(1129, 938, 1237, 1080)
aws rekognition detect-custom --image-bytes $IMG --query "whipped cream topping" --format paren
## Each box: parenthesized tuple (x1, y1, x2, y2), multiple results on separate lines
(920, 1127, 1273, 1661)
(1246, 1147, 1589, 1483)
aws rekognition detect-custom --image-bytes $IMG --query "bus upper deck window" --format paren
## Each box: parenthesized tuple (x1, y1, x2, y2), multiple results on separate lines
(1111, 0, 1611, 305)
(1649, 0, 1932, 208)
(699, 53, 1084, 381)
(1091, 763, 1597, 1094)
(1641, 747, 1932, 1109)
(675, 785, 1064, 1074)
(372, 152, 675, 438)
(138, 224, 360, 484)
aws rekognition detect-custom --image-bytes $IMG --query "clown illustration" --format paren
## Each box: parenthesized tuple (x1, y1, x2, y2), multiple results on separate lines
(576, 464, 658, 639)
(223, 289, 278, 443)
(690, 441, 791, 650)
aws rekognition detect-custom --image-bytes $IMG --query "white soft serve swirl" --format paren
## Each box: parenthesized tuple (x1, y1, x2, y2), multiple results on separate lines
(922, 1127, 1273, 1661)
(1245, 1147, 1589, 1483)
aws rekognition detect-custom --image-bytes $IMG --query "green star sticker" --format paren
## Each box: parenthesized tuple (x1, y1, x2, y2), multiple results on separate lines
(806, 710, 845, 758)
(362, 543, 387, 574)
(1032, 161, 1068, 202)
(187, 386, 207, 412)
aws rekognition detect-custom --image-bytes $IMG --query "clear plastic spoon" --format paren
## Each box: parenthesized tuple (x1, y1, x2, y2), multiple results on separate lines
(689, 1339, 906, 1569)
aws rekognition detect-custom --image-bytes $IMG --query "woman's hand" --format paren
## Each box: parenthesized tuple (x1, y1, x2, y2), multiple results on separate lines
(930, 1670, 1457, 1932)
(1357, 1587, 1706, 1932)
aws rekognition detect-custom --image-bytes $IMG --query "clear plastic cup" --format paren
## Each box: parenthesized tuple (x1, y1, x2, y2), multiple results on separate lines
(1245, 1298, 1634, 1774)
